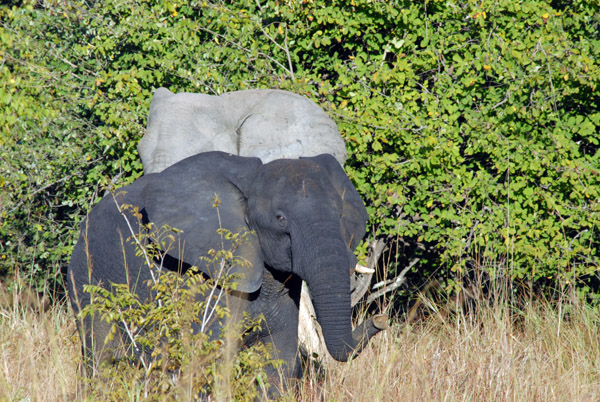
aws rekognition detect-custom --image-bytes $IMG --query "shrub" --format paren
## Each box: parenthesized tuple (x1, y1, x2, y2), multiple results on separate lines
(1, 0, 598, 302)
(75, 205, 279, 400)
(81, 270, 276, 401)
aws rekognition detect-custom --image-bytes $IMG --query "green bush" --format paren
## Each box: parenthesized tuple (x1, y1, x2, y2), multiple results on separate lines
(82, 271, 276, 401)
(1, 0, 598, 301)
(76, 205, 278, 400)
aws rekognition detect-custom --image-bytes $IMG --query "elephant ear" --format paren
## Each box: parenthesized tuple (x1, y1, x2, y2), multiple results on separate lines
(141, 151, 264, 293)
(302, 154, 368, 250)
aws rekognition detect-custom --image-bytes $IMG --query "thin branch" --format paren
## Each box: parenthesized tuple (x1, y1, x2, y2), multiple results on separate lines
(254, 22, 295, 80)
(119, 312, 149, 371)
(534, 38, 558, 112)
(200, 257, 226, 334)
(8, 157, 102, 214)
(110, 194, 158, 285)
(463, 219, 480, 252)
(366, 258, 419, 304)
(491, 95, 509, 110)
(200, 199, 227, 333)
(198, 25, 293, 80)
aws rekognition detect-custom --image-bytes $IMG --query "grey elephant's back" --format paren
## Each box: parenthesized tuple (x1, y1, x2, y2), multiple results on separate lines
(228, 90, 345, 163)
(140, 89, 239, 173)
(138, 87, 347, 174)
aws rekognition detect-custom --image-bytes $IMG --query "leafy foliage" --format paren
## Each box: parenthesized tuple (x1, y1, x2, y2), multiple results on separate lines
(1, 0, 599, 301)
(78, 205, 278, 400)
(81, 271, 275, 401)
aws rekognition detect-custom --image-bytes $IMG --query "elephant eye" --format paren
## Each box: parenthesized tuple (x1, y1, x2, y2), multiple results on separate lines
(276, 214, 287, 225)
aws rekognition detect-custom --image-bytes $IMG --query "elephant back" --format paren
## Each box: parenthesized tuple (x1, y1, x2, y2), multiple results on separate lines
(138, 88, 347, 174)
(223, 89, 346, 164)
(139, 88, 239, 173)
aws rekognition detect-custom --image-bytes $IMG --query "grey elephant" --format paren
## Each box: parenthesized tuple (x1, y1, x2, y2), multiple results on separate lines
(138, 87, 347, 174)
(67, 151, 386, 390)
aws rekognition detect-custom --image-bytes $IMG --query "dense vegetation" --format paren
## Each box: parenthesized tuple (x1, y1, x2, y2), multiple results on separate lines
(1, 0, 599, 305)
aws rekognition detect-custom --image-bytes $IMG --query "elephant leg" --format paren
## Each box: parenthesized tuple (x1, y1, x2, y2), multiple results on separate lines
(265, 290, 304, 394)
(265, 320, 301, 379)
(248, 315, 300, 398)
(241, 270, 303, 395)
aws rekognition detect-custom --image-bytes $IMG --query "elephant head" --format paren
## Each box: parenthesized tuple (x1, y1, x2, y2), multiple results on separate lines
(244, 155, 385, 359)
(142, 151, 380, 360)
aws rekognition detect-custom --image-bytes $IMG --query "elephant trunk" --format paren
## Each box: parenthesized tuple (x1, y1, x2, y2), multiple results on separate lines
(295, 227, 387, 362)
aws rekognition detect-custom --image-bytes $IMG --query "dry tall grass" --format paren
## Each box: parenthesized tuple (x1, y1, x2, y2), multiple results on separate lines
(0, 280, 79, 401)
(298, 296, 600, 401)
(1, 281, 599, 401)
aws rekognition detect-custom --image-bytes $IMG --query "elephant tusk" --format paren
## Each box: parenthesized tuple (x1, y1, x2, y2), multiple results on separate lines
(355, 264, 375, 274)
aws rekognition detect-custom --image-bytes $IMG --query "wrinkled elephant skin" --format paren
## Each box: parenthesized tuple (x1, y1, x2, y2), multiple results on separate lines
(67, 152, 385, 390)
(138, 88, 347, 173)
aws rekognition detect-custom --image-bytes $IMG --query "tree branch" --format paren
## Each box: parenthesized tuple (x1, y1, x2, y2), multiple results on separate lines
(366, 258, 419, 304)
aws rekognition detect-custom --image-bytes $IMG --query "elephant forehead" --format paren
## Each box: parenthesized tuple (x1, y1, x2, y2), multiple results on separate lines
(262, 159, 321, 178)
(260, 163, 327, 192)
(257, 177, 342, 213)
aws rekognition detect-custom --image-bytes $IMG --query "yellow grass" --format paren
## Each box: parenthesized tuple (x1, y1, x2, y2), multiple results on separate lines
(299, 299, 600, 401)
(0, 283, 79, 401)
(1, 282, 599, 401)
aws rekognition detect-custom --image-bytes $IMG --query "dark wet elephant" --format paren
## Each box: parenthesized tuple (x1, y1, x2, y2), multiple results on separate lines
(67, 151, 386, 390)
